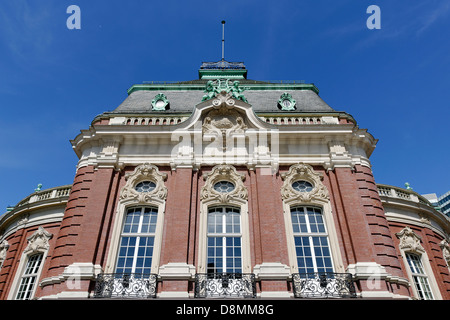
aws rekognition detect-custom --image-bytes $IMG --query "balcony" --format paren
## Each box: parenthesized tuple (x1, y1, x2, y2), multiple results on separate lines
(292, 272, 356, 298)
(93, 273, 158, 299)
(194, 273, 256, 298)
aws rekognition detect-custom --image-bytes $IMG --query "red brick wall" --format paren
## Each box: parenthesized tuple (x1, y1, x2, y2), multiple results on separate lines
(38, 165, 121, 297)
(160, 168, 194, 265)
(321, 165, 410, 297)
(4, 162, 445, 299)
(251, 167, 289, 266)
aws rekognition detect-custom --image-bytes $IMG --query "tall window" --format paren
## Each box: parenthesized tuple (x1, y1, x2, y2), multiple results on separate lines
(207, 207, 242, 274)
(291, 206, 333, 274)
(115, 207, 158, 275)
(406, 253, 434, 300)
(16, 253, 43, 300)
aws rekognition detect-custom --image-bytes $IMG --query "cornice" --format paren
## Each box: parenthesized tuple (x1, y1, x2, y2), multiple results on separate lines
(71, 92, 377, 172)
(379, 184, 450, 237)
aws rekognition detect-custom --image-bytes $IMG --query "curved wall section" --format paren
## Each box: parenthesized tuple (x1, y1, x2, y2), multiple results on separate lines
(0, 186, 70, 300)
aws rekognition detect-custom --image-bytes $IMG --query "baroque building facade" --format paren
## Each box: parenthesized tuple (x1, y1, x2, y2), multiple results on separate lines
(0, 61, 449, 300)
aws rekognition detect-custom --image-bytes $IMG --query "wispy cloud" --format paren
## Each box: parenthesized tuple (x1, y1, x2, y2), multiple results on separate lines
(416, 1, 450, 34)
(0, 1, 55, 65)
(320, 1, 450, 50)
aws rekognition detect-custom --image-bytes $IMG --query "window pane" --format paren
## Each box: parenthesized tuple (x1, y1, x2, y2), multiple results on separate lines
(141, 208, 158, 233)
(406, 253, 434, 300)
(115, 207, 157, 275)
(16, 254, 43, 300)
(206, 207, 242, 274)
(292, 207, 333, 274)
(291, 207, 308, 233)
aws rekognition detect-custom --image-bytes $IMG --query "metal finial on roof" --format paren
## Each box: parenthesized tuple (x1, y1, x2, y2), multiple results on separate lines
(221, 20, 225, 61)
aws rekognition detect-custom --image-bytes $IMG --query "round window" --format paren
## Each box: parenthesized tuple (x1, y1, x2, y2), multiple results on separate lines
(292, 180, 313, 192)
(135, 181, 156, 193)
(213, 181, 235, 193)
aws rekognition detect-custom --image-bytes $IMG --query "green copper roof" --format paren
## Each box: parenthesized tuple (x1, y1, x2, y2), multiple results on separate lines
(127, 81, 319, 95)
(118, 59, 330, 114)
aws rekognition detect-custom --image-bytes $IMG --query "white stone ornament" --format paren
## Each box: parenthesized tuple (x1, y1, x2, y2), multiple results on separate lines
(120, 163, 168, 203)
(281, 163, 329, 202)
(201, 164, 248, 204)
(24, 227, 53, 254)
(439, 239, 450, 268)
(0, 240, 9, 268)
(396, 226, 425, 254)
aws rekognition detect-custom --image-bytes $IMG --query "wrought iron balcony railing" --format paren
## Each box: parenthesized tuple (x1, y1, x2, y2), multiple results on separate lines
(93, 273, 157, 299)
(195, 273, 256, 298)
(292, 272, 357, 298)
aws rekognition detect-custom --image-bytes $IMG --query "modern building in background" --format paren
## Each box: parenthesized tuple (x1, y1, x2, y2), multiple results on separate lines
(422, 191, 450, 218)
(438, 191, 450, 217)
(0, 59, 449, 300)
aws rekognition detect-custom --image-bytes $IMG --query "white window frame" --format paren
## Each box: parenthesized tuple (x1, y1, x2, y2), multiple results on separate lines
(405, 252, 434, 300)
(290, 205, 335, 274)
(8, 227, 52, 300)
(206, 206, 242, 274)
(280, 164, 345, 274)
(198, 165, 251, 274)
(104, 164, 167, 275)
(15, 253, 44, 300)
(396, 226, 443, 300)
(114, 206, 159, 275)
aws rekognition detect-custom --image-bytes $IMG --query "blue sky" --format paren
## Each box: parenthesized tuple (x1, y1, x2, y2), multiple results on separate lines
(0, 0, 449, 213)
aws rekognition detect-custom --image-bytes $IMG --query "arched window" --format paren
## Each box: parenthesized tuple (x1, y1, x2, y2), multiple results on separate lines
(280, 164, 344, 275)
(8, 227, 52, 300)
(396, 227, 442, 300)
(206, 206, 242, 274)
(115, 207, 158, 275)
(15, 253, 44, 300)
(196, 165, 254, 298)
(198, 165, 250, 274)
(99, 164, 167, 298)
(290, 206, 333, 274)
(405, 253, 434, 300)
(105, 164, 167, 275)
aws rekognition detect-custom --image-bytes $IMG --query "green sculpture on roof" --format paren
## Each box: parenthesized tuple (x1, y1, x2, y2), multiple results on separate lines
(202, 79, 249, 103)
(278, 92, 296, 111)
(202, 80, 220, 102)
(152, 93, 170, 110)
(230, 80, 248, 103)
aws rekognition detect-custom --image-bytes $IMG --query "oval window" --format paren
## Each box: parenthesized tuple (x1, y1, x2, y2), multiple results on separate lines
(213, 181, 235, 193)
(135, 181, 156, 193)
(292, 180, 313, 192)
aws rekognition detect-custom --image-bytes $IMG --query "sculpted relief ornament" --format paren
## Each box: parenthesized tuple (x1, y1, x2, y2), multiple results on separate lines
(24, 227, 52, 255)
(201, 165, 248, 204)
(202, 107, 248, 136)
(439, 239, 450, 268)
(0, 240, 9, 268)
(120, 163, 168, 203)
(396, 227, 425, 254)
(281, 163, 329, 203)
